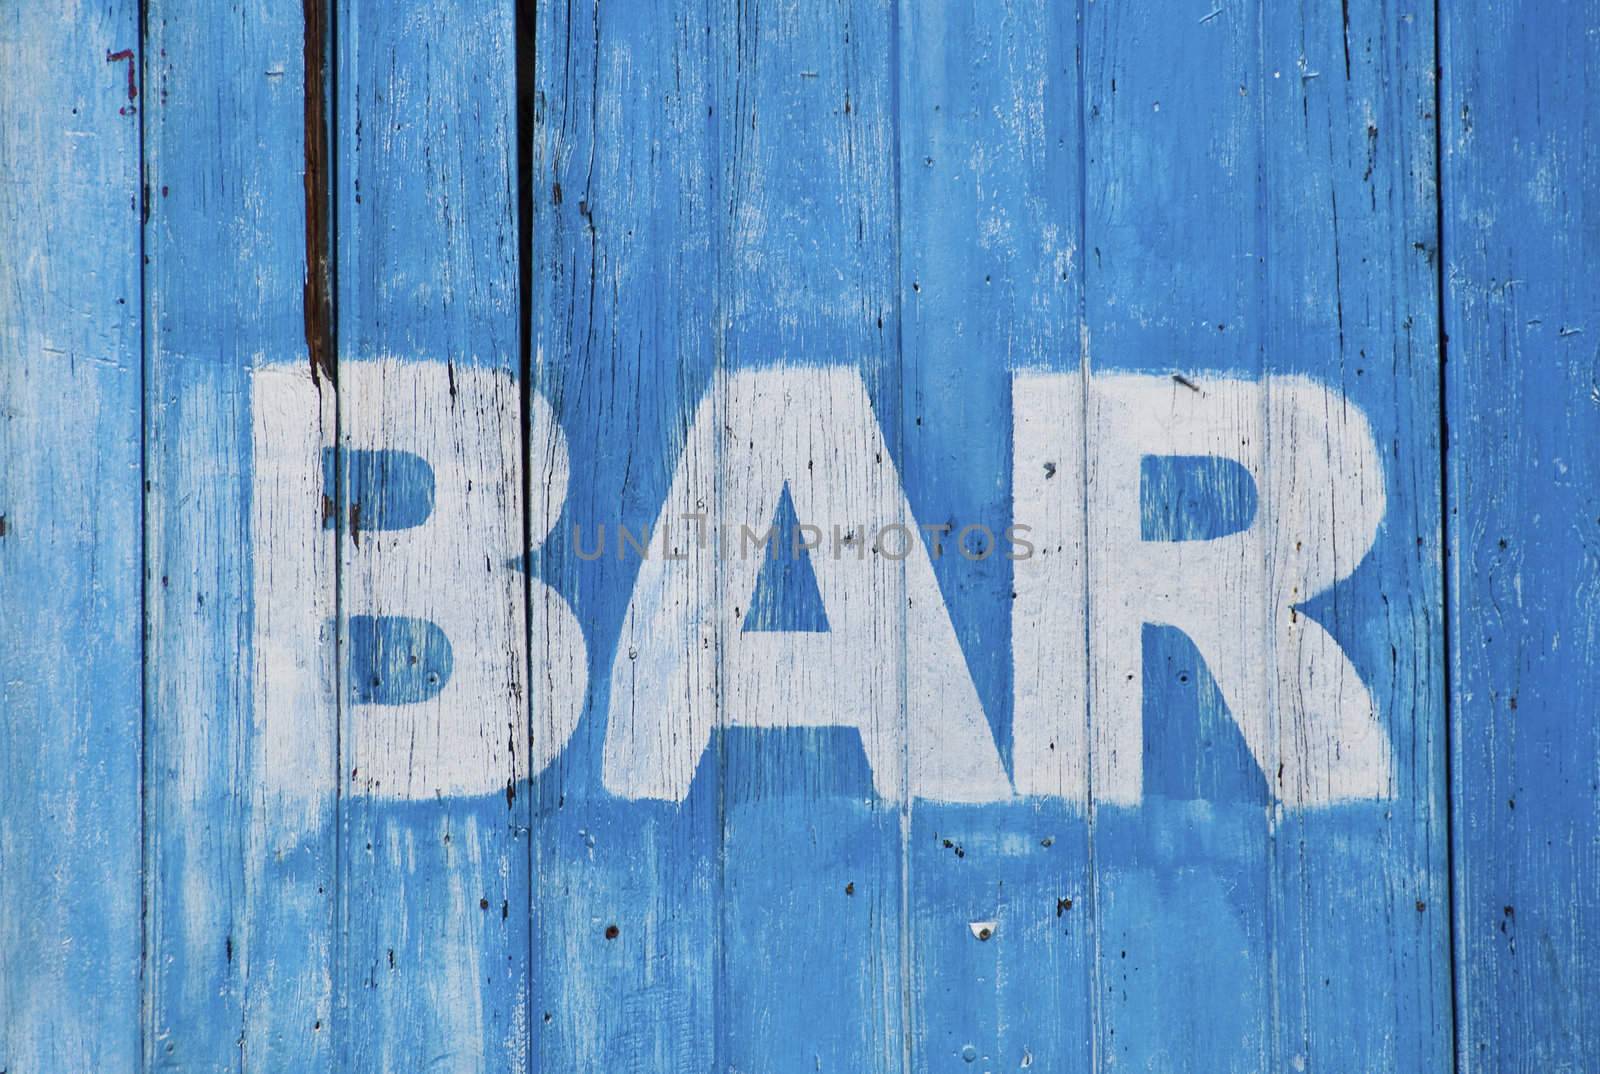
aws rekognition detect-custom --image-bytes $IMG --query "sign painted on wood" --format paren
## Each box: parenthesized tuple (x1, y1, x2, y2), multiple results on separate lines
(255, 363, 1392, 808)
(32, 0, 1577, 1069)
(213, 0, 1459, 1067)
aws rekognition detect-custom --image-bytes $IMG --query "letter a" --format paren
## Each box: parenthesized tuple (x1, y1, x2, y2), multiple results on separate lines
(606, 366, 1010, 803)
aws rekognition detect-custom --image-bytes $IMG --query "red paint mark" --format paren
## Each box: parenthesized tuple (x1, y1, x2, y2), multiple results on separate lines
(106, 49, 138, 115)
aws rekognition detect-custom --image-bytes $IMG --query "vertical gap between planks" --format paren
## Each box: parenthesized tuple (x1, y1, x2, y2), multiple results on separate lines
(514, 0, 537, 1066)
(302, 0, 344, 1063)
(713, 7, 730, 1072)
(1073, 1, 1103, 1071)
(304, 0, 336, 390)
(1251, 0, 1284, 1066)
(135, 0, 152, 1067)
(712, 0, 733, 1059)
(1248, 0, 1273, 1066)
(1431, 0, 1463, 1067)
(329, 0, 345, 1059)
(889, 4, 912, 1074)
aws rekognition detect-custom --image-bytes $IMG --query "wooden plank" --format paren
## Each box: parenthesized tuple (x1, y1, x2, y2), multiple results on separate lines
(712, 3, 908, 1069)
(529, 0, 720, 1068)
(897, 3, 1094, 1070)
(334, 1, 530, 1069)
(1081, 0, 1450, 1069)
(142, 1, 339, 1069)
(0, 4, 144, 1072)
(1258, 2, 1451, 1068)
(1441, 1, 1600, 1069)
(1081, 5, 1275, 1066)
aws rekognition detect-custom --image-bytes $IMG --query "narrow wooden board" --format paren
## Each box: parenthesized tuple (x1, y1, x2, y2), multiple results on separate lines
(1080, 0, 1450, 1068)
(712, 4, 910, 1070)
(335, 2, 530, 1069)
(0, 4, 144, 1072)
(142, 3, 338, 1067)
(1442, 1, 1600, 1069)
(530, 0, 721, 1068)
(898, 4, 1093, 1070)
(1257, 3, 1452, 1066)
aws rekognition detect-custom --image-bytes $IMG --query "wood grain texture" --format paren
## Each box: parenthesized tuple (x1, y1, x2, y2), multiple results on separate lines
(1257, 2, 1452, 1067)
(715, 4, 908, 1071)
(898, 4, 1093, 1070)
(1082, 4, 1276, 1067)
(11, 0, 1600, 1069)
(1441, 1, 1600, 1069)
(530, 0, 720, 1068)
(335, 1, 530, 1071)
(1080, 0, 1450, 1069)
(142, 3, 338, 1069)
(0, 4, 144, 1073)
(534, 1, 1451, 1069)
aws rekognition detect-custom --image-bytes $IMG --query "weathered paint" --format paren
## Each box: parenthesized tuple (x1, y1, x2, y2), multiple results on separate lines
(2, 1, 1597, 1072)
(142, 4, 338, 1069)
(334, 1, 531, 1071)
(1079, 3, 1453, 1070)
(0, 4, 144, 1073)
(898, 13, 1093, 1069)
(1441, 0, 1600, 1069)
(531, 1, 723, 1068)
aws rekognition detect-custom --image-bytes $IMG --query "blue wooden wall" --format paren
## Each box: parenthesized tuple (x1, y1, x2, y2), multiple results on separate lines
(0, 1, 1595, 1071)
